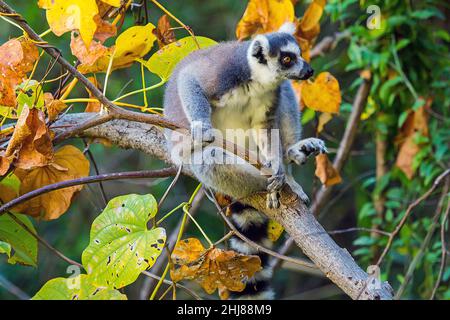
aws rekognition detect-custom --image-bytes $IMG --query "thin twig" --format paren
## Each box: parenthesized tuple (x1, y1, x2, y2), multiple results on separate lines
(0, 168, 176, 216)
(206, 189, 317, 270)
(6, 212, 82, 268)
(430, 189, 450, 300)
(376, 169, 450, 267)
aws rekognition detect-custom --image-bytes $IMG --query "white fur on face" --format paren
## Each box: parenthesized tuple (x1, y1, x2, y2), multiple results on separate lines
(247, 36, 281, 86)
(278, 22, 296, 35)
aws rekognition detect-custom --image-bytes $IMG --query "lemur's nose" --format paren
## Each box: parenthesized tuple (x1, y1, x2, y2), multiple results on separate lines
(299, 64, 314, 80)
(305, 67, 314, 79)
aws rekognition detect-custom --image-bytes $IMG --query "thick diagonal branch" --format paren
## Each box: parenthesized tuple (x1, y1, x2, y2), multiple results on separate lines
(52, 113, 394, 300)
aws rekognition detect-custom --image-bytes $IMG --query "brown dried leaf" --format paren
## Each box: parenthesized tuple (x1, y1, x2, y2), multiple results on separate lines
(93, 14, 117, 43)
(0, 38, 39, 106)
(395, 101, 430, 179)
(171, 238, 261, 297)
(315, 153, 342, 187)
(70, 32, 113, 66)
(0, 151, 12, 176)
(44, 93, 67, 121)
(5, 106, 53, 170)
(155, 14, 176, 49)
(13, 145, 90, 220)
(236, 0, 295, 40)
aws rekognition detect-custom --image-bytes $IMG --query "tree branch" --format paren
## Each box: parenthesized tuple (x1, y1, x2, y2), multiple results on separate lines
(51, 113, 394, 300)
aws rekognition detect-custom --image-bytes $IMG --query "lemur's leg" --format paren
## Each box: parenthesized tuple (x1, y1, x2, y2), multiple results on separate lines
(251, 111, 285, 209)
(189, 145, 268, 200)
(177, 70, 214, 144)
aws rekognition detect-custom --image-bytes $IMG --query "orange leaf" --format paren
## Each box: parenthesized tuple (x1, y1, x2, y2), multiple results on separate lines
(300, 72, 341, 113)
(297, 0, 325, 40)
(44, 93, 67, 121)
(0, 38, 39, 106)
(155, 14, 176, 49)
(93, 14, 117, 43)
(315, 153, 342, 187)
(12, 145, 90, 220)
(70, 32, 112, 66)
(0, 151, 12, 176)
(170, 238, 261, 297)
(236, 0, 295, 40)
(84, 77, 102, 112)
(5, 106, 53, 170)
(395, 101, 430, 179)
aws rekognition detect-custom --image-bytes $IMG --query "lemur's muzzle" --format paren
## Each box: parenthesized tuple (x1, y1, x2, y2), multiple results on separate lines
(298, 64, 314, 80)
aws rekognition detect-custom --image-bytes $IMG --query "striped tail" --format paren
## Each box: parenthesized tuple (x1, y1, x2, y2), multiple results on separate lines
(225, 200, 275, 300)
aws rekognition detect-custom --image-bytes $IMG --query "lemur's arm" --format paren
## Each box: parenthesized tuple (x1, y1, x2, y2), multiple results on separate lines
(279, 81, 327, 165)
(177, 67, 214, 143)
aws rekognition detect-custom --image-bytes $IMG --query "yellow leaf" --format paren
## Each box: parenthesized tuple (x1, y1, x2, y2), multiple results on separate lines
(315, 153, 342, 187)
(267, 219, 284, 242)
(298, 0, 326, 38)
(170, 238, 261, 297)
(301, 72, 341, 113)
(236, 0, 295, 40)
(39, 0, 99, 47)
(13, 145, 90, 220)
(317, 112, 333, 133)
(100, 0, 121, 7)
(77, 23, 156, 73)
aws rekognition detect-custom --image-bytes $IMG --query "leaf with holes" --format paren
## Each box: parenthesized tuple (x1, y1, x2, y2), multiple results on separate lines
(0, 213, 37, 266)
(139, 36, 217, 81)
(33, 274, 127, 300)
(82, 194, 166, 289)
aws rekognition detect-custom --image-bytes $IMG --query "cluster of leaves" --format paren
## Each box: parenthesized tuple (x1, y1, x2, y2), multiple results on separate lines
(327, 0, 449, 298)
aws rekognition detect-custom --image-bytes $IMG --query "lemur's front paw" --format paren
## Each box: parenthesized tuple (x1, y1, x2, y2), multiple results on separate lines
(266, 171, 285, 209)
(191, 125, 215, 148)
(287, 138, 327, 165)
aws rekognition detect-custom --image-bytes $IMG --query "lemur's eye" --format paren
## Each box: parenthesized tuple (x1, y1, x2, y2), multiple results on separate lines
(282, 56, 291, 64)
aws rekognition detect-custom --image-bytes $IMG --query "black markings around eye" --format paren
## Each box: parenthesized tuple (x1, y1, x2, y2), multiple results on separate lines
(279, 51, 297, 68)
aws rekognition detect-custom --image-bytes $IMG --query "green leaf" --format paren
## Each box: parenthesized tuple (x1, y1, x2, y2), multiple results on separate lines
(0, 213, 37, 266)
(82, 194, 166, 289)
(16, 80, 45, 113)
(33, 274, 127, 300)
(301, 107, 315, 125)
(0, 240, 11, 257)
(0, 173, 21, 195)
(138, 36, 217, 80)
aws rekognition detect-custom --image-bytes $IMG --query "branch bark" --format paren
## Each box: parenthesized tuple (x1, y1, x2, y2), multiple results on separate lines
(51, 113, 394, 300)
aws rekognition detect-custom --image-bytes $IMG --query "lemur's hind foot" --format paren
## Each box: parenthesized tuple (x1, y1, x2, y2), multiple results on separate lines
(287, 138, 327, 165)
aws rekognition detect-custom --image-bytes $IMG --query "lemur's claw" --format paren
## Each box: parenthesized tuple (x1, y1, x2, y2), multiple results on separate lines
(267, 173, 285, 192)
(266, 192, 280, 209)
(287, 138, 327, 165)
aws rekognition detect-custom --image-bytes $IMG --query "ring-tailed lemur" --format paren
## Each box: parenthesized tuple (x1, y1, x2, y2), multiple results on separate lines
(163, 23, 327, 299)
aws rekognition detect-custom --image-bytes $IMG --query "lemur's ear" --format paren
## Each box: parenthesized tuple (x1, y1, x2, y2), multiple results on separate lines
(278, 22, 296, 35)
(251, 36, 268, 65)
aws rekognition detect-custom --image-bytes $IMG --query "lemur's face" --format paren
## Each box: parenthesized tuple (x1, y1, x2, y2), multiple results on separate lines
(249, 32, 314, 83)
